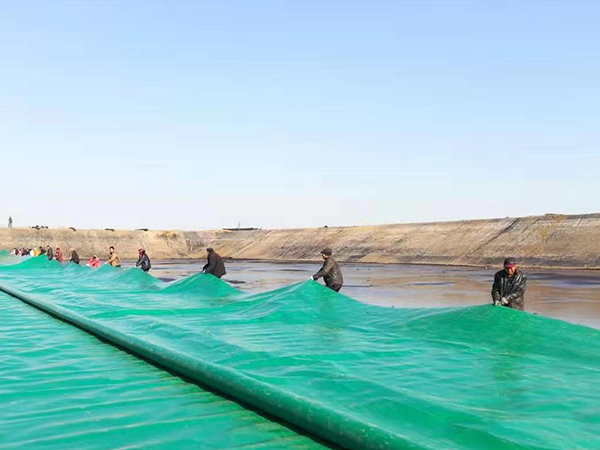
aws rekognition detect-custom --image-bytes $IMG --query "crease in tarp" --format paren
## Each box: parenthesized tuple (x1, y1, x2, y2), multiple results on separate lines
(1, 251, 600, 450)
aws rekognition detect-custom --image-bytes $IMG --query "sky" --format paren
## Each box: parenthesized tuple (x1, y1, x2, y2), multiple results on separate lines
(1, 1, 599, 230)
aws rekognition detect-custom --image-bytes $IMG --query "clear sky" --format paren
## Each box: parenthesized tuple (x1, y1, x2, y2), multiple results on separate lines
(1, 1, 599, 230)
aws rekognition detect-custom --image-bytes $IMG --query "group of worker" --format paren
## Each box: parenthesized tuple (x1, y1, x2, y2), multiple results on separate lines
(11, 245, 226, 278)
(199, 246, 344, 290)
(10, 243, 525, 310)
(12, 245, 151, 271)
(308, 249, 528, 311)
(200, 246, 345, 293)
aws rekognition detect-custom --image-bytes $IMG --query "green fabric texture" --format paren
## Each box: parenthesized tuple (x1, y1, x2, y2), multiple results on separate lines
(0, 290, 327, 449)
(1, 252, 600, 450)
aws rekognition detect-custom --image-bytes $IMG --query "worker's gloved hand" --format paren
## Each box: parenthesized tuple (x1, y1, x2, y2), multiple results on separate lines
(500, 297, 509, 306)
(308, 276, 314, 281)
(493, 300, 501, 306)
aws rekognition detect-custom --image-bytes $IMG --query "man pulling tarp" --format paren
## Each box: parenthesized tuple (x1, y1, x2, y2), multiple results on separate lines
(492, 257, 527, 310)
(203, 248, 226, 278)
(311, 247, 343, 292)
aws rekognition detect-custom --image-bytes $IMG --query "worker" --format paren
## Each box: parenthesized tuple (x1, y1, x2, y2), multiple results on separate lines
(70, 248, 80, 264)
(491, 257, 527, 310)
(46, 245, 54, 261)
(135, 248, 151, 272)
(55, 247, 64, 263)
(202, 247, 226, 278)
(107, 246, 121, 267)
(88, 255, 102, 269)
(310, 248, 343, 292)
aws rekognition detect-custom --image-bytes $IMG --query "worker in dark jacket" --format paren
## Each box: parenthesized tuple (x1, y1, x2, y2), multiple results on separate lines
(70, 248, 80, 265)
(491, 257, 527, 310)
(46, 245, 54, 261)
(202, 248, 226, 278)
(135, 248, 151, 272)
(311, 248, 343, 292)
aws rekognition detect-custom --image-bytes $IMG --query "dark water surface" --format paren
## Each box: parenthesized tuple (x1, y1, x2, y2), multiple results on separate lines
(133, 259, 600, 330)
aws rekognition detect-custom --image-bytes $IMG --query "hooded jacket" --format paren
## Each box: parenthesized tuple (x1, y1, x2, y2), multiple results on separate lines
(70, 251, 80, 264)
(88, 257, 101, 269)
(491, 269, 527, 310)
(46, 247, 54, 261)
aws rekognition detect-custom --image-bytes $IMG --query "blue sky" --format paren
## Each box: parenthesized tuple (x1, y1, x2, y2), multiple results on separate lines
(1, 1, 599, 230)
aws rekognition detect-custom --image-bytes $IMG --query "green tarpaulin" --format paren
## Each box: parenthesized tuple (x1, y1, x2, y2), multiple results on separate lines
(0, 289, 326, 448)
(1, 252, 599, 450)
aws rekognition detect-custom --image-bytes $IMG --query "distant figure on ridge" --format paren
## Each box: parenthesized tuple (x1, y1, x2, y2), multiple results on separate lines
(107, 246, 121, 268)
(8, 216, 12, 228)
(136, 248, 151, 272)
(310, 248, 344, 292)
(202, 248, 226, 278)
(46, 245, 54, 261)
(492, 257, 527, 310)
(55, 247, 64, 263)
(88, 255, 101, 269)
(70, 248, 80, 264)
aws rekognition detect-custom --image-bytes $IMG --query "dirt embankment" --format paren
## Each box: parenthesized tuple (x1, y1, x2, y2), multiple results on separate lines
(2, 213, 600, 268)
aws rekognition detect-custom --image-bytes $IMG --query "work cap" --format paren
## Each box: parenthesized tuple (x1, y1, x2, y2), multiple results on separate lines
(320, 248, 333, 256)
(207, 247, 214, 252)
(503, 257, 517, 268)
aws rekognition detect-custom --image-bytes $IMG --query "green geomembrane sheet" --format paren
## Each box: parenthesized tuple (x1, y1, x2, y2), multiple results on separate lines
(0, 295, 326, 449)
(1, 252, 600, 450)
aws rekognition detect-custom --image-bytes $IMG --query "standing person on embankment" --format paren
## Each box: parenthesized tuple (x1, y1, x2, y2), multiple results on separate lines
(55, 247, 64, 263)
(46, 245, 54, 261)
(492, 257, 527, 310)
(202, 248, 226, 278)
(310, 248, 344, 292)
(107, 246, 121, 268)
(135, 248, 151, 272)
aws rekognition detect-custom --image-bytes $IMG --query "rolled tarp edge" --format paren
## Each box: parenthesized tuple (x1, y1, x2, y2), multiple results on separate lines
(0, 281, 421, 450)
